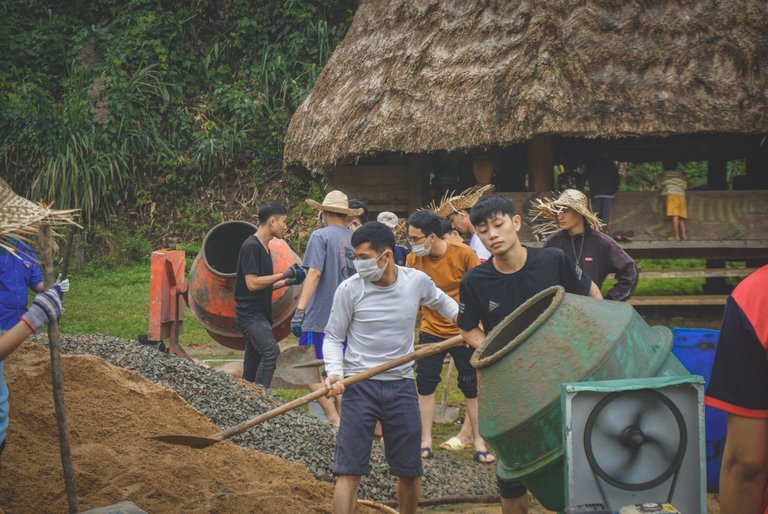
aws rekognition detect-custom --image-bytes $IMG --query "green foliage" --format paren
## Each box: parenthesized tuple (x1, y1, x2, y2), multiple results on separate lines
(621, 160, 747, 192)
(1, 0, 356, 222)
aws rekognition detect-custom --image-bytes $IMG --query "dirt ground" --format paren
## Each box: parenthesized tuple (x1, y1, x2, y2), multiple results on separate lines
(0, 343, 383, 514)
(0, 342, 723, 513)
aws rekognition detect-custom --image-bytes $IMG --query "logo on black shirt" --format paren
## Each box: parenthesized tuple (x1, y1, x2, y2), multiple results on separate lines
(488, 300, 500, 312)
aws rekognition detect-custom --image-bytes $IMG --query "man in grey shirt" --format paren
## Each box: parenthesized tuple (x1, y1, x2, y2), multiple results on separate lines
(324, 222, 458, 514)
(291, 190, 362, 425)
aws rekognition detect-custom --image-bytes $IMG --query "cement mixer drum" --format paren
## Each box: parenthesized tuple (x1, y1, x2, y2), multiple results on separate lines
(186, 221, 301, 350)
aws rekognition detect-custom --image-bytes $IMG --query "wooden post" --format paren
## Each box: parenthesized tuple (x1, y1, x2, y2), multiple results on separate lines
(407, 155, 427, 214)
(746, 144, 768, 189)
(707, 156, 728, 190)
(39, 223, 79, 513)
(528, 135, 554, 192)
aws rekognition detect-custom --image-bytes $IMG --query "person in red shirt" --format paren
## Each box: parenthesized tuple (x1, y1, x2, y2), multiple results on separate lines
(705, 265, 768, 514)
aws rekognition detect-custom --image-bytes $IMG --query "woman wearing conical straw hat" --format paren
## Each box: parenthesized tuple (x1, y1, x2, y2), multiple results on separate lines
(528, 189, 638, 301)
(0, 178, 76, 465)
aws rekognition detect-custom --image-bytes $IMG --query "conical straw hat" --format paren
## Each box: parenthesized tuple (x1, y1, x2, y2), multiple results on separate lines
(527, 189, 603, 236)
(0, 178, 80, 256)
(430, 184, 495, 218)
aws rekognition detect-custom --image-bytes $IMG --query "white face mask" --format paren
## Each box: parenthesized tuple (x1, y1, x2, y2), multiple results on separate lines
(411, 238, 431, 257)
(353, 251, 388, 282)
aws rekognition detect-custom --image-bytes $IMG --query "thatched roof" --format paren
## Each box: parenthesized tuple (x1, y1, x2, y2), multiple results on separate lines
(0, 178, 80, 255)
(284, 0, 768, 173)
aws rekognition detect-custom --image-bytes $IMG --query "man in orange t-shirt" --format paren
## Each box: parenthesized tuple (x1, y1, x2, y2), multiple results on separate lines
(406, 210, 494, 464)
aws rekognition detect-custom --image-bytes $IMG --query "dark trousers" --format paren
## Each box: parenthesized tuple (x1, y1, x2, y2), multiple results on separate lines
(237, 312, 279, 388)
(592, 196, 614, 232)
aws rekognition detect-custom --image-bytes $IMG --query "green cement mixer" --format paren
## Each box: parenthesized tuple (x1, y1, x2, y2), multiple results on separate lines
(470, 286, 689, 511)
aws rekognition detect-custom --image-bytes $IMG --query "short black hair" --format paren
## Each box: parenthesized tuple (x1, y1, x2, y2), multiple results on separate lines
(351, 221, 395, 253)
(258, 201, 287, 225)
(439, 219, 456, 236)
(407, 210, 443, 238)
(469, 196, 516, 226)
(348, 199, 368, 223)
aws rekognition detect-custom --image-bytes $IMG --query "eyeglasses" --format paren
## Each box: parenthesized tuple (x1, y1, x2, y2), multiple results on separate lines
(406, 235, 428, 245)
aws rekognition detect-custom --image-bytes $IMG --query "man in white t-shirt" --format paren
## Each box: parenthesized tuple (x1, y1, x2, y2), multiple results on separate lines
(323, 222, 458, 514)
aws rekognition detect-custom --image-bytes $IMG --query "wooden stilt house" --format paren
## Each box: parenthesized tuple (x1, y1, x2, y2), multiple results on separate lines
(284, 0, 768, 299)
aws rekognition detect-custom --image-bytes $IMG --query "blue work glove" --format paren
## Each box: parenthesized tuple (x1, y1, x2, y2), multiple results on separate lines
(22, 286, 64, 332)
(291, 308, 305, 337)
(282, 264, 305, 281)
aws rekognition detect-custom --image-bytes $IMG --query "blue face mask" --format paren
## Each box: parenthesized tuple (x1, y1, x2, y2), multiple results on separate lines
(353, 251, 388, 282)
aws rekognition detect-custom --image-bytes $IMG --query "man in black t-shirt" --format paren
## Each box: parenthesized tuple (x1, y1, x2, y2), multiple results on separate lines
(235, 202, 305, 387)
(457, 196, 601, 514)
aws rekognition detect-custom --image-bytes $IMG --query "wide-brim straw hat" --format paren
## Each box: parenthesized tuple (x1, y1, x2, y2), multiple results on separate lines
(306, 190, 364, 216)
(430, 184, 495, 218)
(0, 178, 80, 256)
(528, 189, 603, 236)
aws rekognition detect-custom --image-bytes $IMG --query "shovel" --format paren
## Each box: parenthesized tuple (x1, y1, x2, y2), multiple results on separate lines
(275, 345, 322, 385)
(432, 356, 460, 424)
(150, 334, 466, 448)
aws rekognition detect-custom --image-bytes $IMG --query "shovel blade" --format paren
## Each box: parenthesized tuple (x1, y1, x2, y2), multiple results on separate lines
(432, 406, 460, 424)
(148, 434, 223, 449)
(276, 346, 322, 385)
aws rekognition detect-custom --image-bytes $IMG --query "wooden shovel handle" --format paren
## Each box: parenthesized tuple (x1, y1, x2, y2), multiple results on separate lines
(212, 334, 466, 441)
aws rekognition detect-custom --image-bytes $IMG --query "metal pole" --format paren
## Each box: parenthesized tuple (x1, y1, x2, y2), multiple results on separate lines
(40, 223, 79, 513)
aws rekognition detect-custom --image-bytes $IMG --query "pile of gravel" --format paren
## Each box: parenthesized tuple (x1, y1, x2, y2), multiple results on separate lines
(42, 334, 496, 501)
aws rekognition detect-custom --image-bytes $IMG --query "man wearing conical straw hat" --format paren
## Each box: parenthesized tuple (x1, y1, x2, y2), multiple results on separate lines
(432, 185, 494, 262)
(0, 178, 75, 465)
(291, 190, 363, 425)
(529, 189, 638, 301)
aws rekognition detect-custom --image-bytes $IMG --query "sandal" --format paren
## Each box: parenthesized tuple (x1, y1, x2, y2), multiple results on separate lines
(474, 450, 496, 464)
(420, 447, 433, 459)
(439, 436, 472, 451)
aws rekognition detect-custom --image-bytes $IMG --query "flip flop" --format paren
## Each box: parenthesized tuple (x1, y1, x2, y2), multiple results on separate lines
(439, 436, 472, 451)
(474, 450, 496, 464)
(420, 447, 433, 459)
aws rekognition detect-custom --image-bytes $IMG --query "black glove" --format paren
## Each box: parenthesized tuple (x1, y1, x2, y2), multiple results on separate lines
(22, 286, 64, 332)
(285, 276, 305, 287)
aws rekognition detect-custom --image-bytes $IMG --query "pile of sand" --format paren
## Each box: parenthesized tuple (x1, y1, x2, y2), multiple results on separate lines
(0, 343, 381, 513)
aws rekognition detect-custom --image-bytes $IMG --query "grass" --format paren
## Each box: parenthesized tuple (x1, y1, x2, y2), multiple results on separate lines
(600, 258, 743, 297)
(60, 263, 216, 344)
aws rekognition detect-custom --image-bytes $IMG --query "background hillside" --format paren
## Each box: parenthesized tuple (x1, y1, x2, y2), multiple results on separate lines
(1, 0, 356, 267)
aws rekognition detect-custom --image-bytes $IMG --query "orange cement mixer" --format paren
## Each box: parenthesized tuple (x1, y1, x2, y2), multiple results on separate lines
(147, 221, 301, 356)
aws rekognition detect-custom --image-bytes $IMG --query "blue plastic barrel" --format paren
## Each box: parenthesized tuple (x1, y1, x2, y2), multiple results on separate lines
(671, 328, 726, 492)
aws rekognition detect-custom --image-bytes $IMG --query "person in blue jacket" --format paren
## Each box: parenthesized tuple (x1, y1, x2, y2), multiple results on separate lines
(0, 239, 44, 331)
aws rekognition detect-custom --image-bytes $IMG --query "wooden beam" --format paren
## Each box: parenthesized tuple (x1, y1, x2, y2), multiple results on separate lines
(629, 295, 728, 306)
(528, 135, 554, 192)
(639, 268, 756, 279)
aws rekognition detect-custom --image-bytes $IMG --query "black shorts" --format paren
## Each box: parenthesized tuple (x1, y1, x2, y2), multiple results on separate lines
(415, 332, 478, 398)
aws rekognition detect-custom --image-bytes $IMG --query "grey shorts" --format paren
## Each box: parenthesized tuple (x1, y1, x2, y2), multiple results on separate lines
(333, 378, 422, 477)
